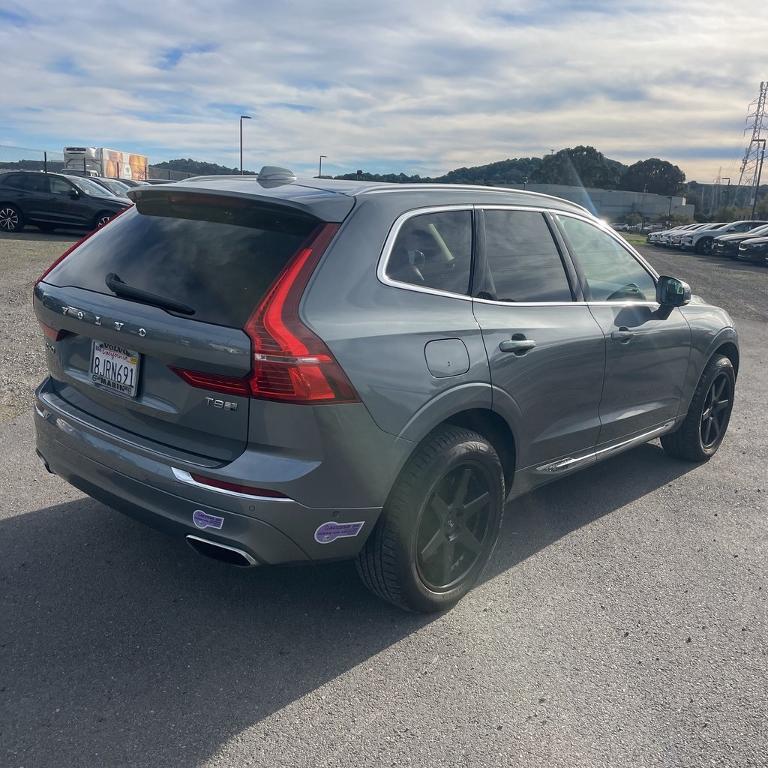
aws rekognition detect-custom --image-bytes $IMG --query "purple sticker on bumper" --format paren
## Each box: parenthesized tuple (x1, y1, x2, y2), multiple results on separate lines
(314, 520, 365, 544)
(193, 509, 224, 531)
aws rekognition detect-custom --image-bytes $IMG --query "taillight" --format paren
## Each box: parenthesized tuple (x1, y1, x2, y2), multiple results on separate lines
(39, 322, 68, 342)
(189, 472, 288, 499)
(171, 222, 359, 404)
(170, 368, 249, 396)
(244, 222, 358, 404)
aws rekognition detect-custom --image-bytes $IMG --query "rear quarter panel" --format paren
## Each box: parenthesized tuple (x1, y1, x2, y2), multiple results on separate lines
(301, 197, 491, 439)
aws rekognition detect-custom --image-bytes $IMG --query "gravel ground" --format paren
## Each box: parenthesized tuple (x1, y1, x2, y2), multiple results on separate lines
(0, 232, 766, 767)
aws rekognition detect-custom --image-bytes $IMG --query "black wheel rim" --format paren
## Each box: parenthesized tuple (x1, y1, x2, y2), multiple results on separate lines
(416, 462, 493, 591)
(700, 372, 731, 449)
(701, 239, 713, 254)
(0, 207, 19, 231)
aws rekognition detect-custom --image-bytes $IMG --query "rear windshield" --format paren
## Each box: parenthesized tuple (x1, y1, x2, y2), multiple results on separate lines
(45, 191, 321, 327)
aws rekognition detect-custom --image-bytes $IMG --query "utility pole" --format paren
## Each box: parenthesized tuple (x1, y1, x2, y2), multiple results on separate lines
(750, 139, 766, 220)
(239, 115, 251, 174)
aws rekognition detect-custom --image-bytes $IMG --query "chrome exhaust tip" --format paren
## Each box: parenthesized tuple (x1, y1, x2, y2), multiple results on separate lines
(185, 535, 256, 567)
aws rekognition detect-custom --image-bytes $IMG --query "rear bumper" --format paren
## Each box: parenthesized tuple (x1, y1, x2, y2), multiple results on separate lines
(34, 382, 392, 566)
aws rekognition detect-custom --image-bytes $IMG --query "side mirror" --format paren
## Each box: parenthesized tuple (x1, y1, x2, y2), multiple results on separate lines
(656, 275, 691, 307)
(69, 189, 80, 200)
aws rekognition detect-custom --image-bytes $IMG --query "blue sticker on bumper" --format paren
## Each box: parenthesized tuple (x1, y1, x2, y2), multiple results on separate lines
(314, 521, 365, 544)
(193, 509, 224, 531)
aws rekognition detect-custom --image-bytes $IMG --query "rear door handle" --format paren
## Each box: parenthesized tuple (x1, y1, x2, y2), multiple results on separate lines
(499, 337, 536, 355)
(611, 327, 634, 343)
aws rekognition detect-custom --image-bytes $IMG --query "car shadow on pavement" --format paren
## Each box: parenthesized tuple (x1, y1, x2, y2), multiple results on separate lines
(0, 442, 695, 767)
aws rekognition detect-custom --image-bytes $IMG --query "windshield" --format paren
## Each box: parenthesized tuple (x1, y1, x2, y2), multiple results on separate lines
(101, 179, 130, 195)
(71, 176, 118, 198)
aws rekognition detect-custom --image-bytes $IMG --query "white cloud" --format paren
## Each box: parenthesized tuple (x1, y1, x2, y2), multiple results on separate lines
(0, 0, 764, 181)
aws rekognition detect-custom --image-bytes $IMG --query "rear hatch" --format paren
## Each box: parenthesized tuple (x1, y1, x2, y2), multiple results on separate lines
(34, 190, 328, 462)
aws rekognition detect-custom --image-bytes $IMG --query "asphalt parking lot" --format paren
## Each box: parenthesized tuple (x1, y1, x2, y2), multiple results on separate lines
(1, 231, 766, 768)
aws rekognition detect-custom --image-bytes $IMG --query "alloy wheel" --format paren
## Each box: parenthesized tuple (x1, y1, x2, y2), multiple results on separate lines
(416, 463, 493, 591)
(0, 207, 19, 232)
(700, 372, 731, 449)
(97, 215, 112, 228)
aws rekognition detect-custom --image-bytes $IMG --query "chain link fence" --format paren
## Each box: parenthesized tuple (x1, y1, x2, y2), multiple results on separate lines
(0, 145, 196, 181)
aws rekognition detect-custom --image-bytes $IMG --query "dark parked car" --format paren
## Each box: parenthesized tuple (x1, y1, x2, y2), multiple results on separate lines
(736, 234, 768, 264)
(33, 170, 739, 612)
(712, 223, 768, 258)
(0, 171, 132, 233)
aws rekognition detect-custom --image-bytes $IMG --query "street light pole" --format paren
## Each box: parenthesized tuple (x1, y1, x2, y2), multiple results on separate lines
(750, 139, 766, 220)
(722, 177, 731, 208)
(239, 115, 252, 174)
(318, 154, 327, 178)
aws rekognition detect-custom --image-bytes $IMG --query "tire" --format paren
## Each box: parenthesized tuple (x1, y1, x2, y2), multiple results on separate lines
(661, 354, 735, 462)
(356, 425, 505, 612)
(695, 237, 713, 255)
(0, 204, 24, 233)
(94, 211, 114, 230)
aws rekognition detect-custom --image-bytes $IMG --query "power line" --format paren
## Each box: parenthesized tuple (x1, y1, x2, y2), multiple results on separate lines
(736, 81, 767, 208)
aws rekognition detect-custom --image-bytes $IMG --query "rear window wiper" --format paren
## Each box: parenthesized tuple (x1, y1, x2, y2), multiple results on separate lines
(105, 273, 195, 315)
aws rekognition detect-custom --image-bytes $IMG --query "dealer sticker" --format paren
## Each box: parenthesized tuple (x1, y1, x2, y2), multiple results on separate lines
(192, 509, 224, 531)
(314, 521, 365, 544)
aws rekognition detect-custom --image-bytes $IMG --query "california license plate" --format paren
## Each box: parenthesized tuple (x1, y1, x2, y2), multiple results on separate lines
(90, 341, 140, 398)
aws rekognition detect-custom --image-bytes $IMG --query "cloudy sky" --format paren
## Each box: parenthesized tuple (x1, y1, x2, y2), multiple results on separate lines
(0, 0, 764, 181)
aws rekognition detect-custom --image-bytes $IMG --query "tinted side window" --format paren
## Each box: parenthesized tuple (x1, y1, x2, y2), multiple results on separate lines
(386, 210, 472, 295)
(0, 173, 22, 188)
(480, 210, 572, 302)
(5, 174, 45, 192)
(48, 176, 74, 195)
(557, 215, 656, 302)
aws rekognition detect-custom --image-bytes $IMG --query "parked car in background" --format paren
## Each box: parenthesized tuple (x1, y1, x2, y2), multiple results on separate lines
(61, 171, 132, 197)
(667, 223, 712, 249)
(682, 220, 768, 254)
(647, 223, 696, 247)
(712, 223, 768, 258)
(736, 233, 768, 264)
(33, 171, 739, 612)
(0, 171, 132, 233)
(117, 178, 146, 188)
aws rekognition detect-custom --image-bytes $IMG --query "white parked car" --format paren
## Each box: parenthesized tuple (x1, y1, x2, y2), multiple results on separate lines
(682, 220, 768, 254)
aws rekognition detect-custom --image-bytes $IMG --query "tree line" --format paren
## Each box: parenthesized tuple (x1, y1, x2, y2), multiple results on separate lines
(336, 146, 686, 196)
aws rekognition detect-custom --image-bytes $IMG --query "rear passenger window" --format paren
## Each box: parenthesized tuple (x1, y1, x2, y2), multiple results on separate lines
(386, 210, 472, 295)
(479, 210, 572, 302)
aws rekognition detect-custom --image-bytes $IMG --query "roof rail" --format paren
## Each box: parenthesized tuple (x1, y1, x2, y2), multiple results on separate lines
(357, 182, 593, 215)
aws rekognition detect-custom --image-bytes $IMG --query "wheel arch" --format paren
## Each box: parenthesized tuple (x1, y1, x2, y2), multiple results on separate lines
(442, 408, 517, 489)
(713, 340, 739, 378)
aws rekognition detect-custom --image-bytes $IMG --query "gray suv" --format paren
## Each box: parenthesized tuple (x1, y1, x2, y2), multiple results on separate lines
(33, 169, 739, 612)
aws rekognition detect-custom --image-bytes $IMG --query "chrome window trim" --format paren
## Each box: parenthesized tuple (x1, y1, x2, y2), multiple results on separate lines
(376, 204, 661, 308)
(361, 184, 592, 216)
(172, 467, 292, 502)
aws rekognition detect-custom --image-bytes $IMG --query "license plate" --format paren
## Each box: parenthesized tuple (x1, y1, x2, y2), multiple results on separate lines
(90, 341, 141, 398)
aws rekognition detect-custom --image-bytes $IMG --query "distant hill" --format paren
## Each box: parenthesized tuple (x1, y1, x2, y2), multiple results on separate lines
(152, 158, 256, 176)
(336, 146, 687, 196)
